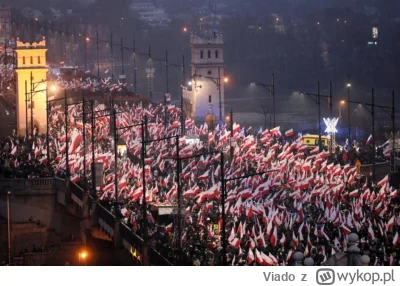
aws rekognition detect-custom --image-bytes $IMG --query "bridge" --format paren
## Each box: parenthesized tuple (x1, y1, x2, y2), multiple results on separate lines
(0, 176, 172, 266)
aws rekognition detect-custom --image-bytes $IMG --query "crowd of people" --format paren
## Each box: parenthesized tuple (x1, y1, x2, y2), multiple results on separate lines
(1, 94, 400, 266)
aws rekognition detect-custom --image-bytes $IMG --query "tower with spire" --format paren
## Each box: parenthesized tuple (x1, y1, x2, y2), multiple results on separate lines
(185, 4, 225, 125)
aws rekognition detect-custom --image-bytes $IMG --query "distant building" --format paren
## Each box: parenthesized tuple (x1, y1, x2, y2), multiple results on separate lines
(131, 2, 170, 28)
(0, 6, 11, 45)
(184, 28, 225, 125)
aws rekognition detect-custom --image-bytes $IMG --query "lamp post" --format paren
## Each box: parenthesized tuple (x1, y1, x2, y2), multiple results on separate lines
(347, 76, 351, 141)
(251, 73, 276, 128)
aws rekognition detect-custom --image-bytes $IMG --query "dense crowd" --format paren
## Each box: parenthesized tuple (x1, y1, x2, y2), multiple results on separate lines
(1, 96, 399, 266)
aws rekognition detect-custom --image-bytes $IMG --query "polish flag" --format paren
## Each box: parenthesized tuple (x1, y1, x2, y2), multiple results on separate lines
(208, 132, 214, 144)
(310, 146, 320, 155)
(118, 176, 127, 190)
(386, 216, 395, 232)
(244, 249, 254, 266)
(279, 233, 287, 245)
(255, 249, 263, 265)
(165, 223, 173, 233)
(230, 237, 241, 248)
(366, 135, 373, 145)
(340, 224, 352, 236)
(261, 252, 274, 266)
(285, 129, 294, 137)
(376, 175, 388, 188)
(393, 232, 399, 247)
(197, 170, 209, 181)
(270, 227, 277, 247)
(349, 189, 359, 198)
(232, 123, 240, 135)
(70, 173, 79, 184)
(368, 226, 375, 240)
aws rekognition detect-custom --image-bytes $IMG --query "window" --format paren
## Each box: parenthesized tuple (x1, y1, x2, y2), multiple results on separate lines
(30, 56, 33, 64)
(38, 56, 41, 64)
(215, 50, 219, 58)
(209, 95, 212, 103)
(208, 70, 212, 75)
(306, 140, 310, 144)
(200, 50, 204, 59)
(22, 56, 26, 64)
(208, 50, 211, 59)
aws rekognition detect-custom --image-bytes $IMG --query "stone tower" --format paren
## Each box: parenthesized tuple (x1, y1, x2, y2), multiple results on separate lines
(14, 37, 48, 136)
(188, 29, 225, 123)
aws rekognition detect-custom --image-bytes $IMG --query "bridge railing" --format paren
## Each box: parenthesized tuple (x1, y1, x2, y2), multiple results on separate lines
(97, 203, 115, 239)
(148, 247, 173, 266)
(0, 177, 54, 190)
(359, 161, 390, 181)
(70, 182, 85, 210)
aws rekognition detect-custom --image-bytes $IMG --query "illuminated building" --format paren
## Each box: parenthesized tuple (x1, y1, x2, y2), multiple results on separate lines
(14, 37, 48, 135)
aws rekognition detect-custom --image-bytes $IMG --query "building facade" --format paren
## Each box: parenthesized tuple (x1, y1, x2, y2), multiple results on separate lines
(185, 31, 225, 124)
(14, 37, 48, 136)
(0, 7, 11, 45)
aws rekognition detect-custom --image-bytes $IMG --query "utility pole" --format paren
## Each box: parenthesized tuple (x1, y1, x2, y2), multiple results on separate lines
(25, 80, 28, 138)
(46, 89, 50, 165)
(64, 90, 69, 176)
(176, 135, 182, 255)
(272, 73, 276, 127)
(120, 37, 124, 76)
(392, 90, 396, 172)
(371, 88, 376, 182)
(133, 39, 137, 94)
(230, 110, 234, 159)
(91, 100, 97, 200)
(141, 116, 148, 234)
(218, 66, 222, 122)
(317, 81, 322, 151)
(84, 26, 87, 71)
(220, 152, 226, 266)
(165, 50, 169, 131)
(347, 75, 351, 142)
(82, 96, 86, 184)
(181, 55, 185, 135)
(96, 29, 99, 78)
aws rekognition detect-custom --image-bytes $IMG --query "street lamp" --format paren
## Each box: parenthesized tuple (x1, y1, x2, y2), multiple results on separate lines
(78, 251, 87, 265)
(183, 27, 188, 32)
(339, 100, 345, 124)
(250, 73, 276, 128)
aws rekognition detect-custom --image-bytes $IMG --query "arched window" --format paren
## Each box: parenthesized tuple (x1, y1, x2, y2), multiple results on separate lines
(209, 95, 212, 103)
(215, 50, 219, 58)
(22, 56, 26, 65)
(38, 56, 41, 64)
(208, 50, 211, 59)
(200, 50, 204, 59)
(30, 56, 33, 64)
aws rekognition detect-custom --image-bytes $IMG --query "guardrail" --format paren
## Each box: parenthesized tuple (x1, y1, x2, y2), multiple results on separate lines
(148, 247, 173, 266)
(97, 203, 115, 238)
(0, 177, 54, 190)
(359, 161, 390, 181)
(70, 182, 85, 209)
